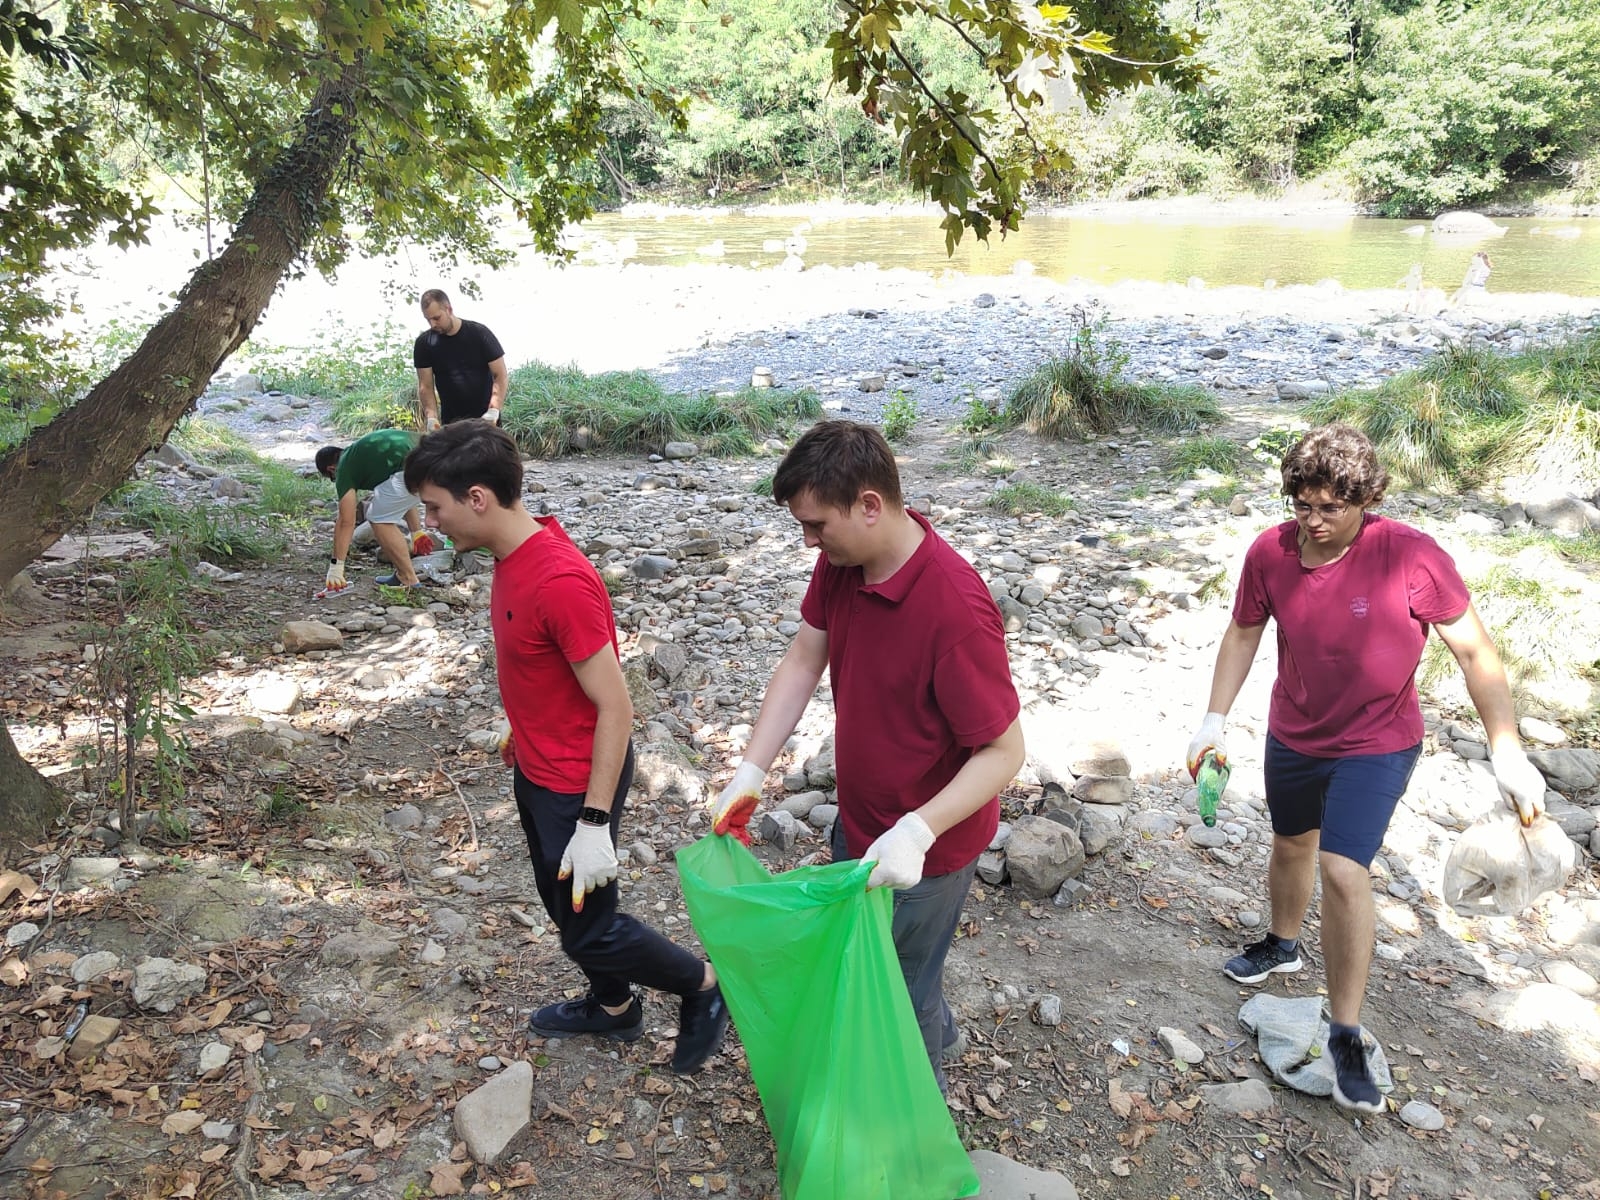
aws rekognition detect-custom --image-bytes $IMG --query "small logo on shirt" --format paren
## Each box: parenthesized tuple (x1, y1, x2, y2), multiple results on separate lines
(1349, 596, 1369, 618)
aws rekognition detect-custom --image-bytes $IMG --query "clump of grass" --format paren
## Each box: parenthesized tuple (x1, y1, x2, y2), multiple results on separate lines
(503, 363, 819, 458)
(751, 472, 774, 497)
(171, 417, 256, 466)
(1002, 306, 1221, 440)
(1419, 562, 1599, 714)
(1165, 435, 1244, 478)
(990, 481, 1075, 517)
(110, 481, 288, 564)
(1304, 332, 1600, 493)
(1194, 478, 1241, 507)
(248, 461, 329, 519)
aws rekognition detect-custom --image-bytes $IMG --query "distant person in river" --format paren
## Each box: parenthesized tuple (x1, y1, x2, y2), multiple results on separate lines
(1451, 252, 1492, 307)
(1397, 264, 1425, 314)
(413, 289, 508, 431)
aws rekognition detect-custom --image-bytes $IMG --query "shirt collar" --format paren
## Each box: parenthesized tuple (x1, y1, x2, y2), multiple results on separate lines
(860, 509, 936, 603)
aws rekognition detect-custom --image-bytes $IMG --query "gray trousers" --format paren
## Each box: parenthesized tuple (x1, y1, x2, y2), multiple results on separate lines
(832, 821, 976, 1092)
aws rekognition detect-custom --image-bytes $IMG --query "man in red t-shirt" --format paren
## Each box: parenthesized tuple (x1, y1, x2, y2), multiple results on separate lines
(1188, 423, 1548, 1114)
(403, 422, 730, 1075)
(710, 420, 1024, 1091)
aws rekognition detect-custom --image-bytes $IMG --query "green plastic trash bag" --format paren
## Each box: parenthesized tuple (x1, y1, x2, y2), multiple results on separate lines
(677, 834, 979, 1200)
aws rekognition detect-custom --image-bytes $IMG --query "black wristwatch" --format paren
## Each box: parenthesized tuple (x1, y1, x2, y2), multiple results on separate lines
(579, 807, 611, 827)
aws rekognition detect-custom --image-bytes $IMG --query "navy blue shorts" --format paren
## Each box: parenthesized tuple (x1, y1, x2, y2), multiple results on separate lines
(1263, 734, 1423, 867)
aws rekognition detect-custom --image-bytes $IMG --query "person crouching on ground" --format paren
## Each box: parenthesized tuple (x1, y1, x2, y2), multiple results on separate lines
(315, 429, 435, 592)
(403, 421, 730, 1074)
(1187, 422, 1547, 1113)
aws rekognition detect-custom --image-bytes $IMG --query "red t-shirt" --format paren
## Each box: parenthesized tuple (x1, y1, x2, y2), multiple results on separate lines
(801, 510, 1020, 876)
(492, 517, 619, 793)
(1232, 514, 1470, 757)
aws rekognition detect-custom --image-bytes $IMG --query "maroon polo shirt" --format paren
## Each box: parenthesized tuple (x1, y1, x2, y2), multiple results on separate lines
(801, 509, 1020, 876)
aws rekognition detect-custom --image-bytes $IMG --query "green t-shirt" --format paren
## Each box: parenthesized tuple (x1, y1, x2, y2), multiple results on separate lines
(332, 429, 419, 498)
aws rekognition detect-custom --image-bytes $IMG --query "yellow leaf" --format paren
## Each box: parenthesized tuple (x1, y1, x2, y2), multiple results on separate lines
(312, 1095, 328, 1112)
(180, 1097, 202, 1110)
(586, 1127, 607, 1144)
(161, 1111, 206, 1136)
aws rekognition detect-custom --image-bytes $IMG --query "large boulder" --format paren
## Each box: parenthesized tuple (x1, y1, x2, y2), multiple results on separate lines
(1524, 496, 1600, 534)
(1432, 211, 1506, 237)
(1004, 816, 1084, 899)
(1529, 748, 1600, 795)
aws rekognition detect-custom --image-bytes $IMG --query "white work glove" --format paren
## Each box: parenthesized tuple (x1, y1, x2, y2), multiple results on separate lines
(710, 759, 766, 846)
(559, 821, 618, 913)
(864, 812, 936, 890)
(1491, 746, 1548, 826)
(482, 408, 501, 425)
(423, 415, 441, 433)
(1186, 711, 1227, 779)
(324, 559, 348, 593)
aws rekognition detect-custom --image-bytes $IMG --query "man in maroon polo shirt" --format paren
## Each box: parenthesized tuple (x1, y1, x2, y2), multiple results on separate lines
(711, 420, 1024, 1091)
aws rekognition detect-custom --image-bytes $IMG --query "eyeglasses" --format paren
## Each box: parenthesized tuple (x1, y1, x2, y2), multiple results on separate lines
(1289, 500, 1348, 520)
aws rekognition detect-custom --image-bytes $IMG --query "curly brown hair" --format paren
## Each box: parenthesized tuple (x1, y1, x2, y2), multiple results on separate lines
(1281, 422, 1389, 507)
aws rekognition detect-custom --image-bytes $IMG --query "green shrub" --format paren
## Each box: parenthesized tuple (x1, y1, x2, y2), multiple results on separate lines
(110, 481, 288, 564)
(881, 390, 919, 442)
(956, 391, 1003, 434)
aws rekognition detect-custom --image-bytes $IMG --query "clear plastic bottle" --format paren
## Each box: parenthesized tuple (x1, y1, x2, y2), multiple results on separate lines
(1196, 750, 1229, 828)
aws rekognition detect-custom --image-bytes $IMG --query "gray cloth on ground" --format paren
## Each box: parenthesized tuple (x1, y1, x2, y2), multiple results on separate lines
(1238, 993, 1392, 1098)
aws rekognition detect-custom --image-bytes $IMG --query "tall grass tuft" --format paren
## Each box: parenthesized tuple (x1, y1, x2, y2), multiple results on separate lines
(1304, 331, 1600, 493)
(502, 363, 820, 458)
(1001, 304, 1220, 439)
(1165, 435, 1244, 477)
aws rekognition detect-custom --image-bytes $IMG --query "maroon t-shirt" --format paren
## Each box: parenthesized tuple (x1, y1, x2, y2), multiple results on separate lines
(1233, 514, 1470, 757)
(801, 510, 1020, 876)
(492, 517, 619, 793)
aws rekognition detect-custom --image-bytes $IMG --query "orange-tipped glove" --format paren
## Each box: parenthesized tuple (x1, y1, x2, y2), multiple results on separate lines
(1492, 746, 1547, 827)
(559, 822, 618, 913)
(498, 727, 516, 770)
(410, 529, 438, 557)
(711, 760, 766, 846)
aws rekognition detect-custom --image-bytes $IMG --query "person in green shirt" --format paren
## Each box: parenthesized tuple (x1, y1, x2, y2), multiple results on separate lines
(314, 429, 434, 591)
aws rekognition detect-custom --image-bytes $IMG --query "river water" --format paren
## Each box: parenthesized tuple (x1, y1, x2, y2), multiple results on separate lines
(576, 210, 1598, 297)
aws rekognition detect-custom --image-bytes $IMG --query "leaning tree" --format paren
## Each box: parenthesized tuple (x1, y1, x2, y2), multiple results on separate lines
(0, 0, 1200, 843)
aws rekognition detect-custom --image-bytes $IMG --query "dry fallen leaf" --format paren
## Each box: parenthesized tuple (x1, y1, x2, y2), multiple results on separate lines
(160, 1111, 206, 1136)
(974, 1094, 1007, 1120)
(1108, 1078, 1134, 1119)
(0, 957, 28, 987)
(200, 1145, 230, 1164)
(429, 1161, 472, 1196)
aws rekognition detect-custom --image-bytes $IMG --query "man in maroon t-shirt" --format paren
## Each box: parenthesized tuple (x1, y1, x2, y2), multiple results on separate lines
(711, 420, 1023, 1091)
(1188, 423, 1547, 1114)
(403, 422, 730, 1076)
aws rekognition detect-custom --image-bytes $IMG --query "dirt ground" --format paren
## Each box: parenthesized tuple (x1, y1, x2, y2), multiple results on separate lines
(1, 410, 1598, 1200)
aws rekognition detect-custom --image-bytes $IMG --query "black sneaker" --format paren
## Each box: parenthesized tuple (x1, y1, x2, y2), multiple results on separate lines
(1223, 935, 1304, 984)
(1329, 1027, 1384, 1114)
(671, 984, 730, 1075)
(527, 994, 644, 1043)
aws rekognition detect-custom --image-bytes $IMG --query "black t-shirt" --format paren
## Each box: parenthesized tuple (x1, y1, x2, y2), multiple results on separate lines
(413, 319, 505, 422)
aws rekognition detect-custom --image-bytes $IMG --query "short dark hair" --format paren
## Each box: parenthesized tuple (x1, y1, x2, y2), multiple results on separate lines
(404, 420, 521, 507)
(772, 420, 903, 512)
(314, 445, 343, 479)
(420, 288, 451, 310)
(1281, 422, 1389, 507)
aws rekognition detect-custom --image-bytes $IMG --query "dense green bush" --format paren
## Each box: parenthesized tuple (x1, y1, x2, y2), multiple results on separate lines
(1339, 1, 1600, 214)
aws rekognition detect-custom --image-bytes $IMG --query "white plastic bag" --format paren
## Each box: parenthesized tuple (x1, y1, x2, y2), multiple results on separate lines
(1442, 809, 1577, 917)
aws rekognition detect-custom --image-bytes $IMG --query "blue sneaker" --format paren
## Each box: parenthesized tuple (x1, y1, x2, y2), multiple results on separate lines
(375, 572, 420, 588)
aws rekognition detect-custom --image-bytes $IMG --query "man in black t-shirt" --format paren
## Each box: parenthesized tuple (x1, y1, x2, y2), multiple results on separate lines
(413, 289, 508, 430)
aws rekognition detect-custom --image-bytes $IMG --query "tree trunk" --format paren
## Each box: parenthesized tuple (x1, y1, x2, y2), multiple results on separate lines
(0, 63, 364, 844)
(0, 721, 64, 857)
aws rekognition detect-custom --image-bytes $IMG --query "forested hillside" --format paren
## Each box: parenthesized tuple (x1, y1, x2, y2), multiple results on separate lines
(604, 0, 1600, 214)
